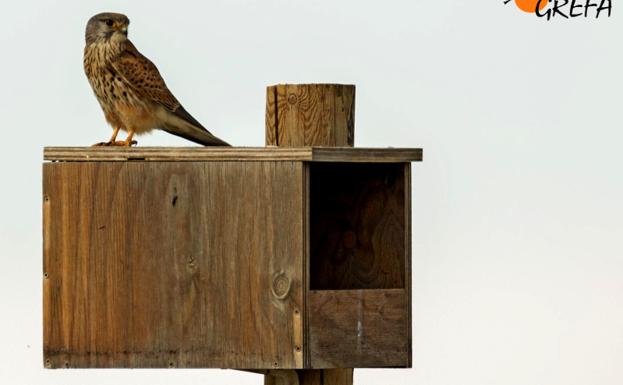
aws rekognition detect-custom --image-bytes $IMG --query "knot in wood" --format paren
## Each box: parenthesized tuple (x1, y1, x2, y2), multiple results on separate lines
(271, 272, 291, 299)
(287, 93, 298, 105)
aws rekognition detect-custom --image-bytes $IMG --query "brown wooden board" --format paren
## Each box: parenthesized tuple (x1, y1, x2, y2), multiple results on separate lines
(308, 289, 410, 368)
(43, 147, 422, 163)
(43, 161, 304, 369)
(404, 163, 413, 368)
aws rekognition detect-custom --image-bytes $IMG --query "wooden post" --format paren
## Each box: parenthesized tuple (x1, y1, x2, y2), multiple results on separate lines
(264, 83, 356, 385)
(266, 84, 355, 147)
(264, 369, 353, 385)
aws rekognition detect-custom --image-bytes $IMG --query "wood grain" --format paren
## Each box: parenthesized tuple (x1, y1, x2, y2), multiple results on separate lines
(43, 161, 304, 369)
(266, 86, 278, 145)
(308, 289, 409, 368)
(309, 162, 407, 290)
(265, 85, 355, 147)
(43, 147, 422, 163)
(404, 163, 413, 368)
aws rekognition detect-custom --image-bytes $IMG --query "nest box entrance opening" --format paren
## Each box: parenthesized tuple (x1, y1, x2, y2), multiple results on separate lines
(309, 162, 408, 290)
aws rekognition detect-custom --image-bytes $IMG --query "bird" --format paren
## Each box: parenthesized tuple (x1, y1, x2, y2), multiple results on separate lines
(83, 12, 229, 147)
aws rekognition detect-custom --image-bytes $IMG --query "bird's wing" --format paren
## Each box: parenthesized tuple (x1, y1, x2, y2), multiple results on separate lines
(111, 40, 182, 113)
(110, 40, 230, 146)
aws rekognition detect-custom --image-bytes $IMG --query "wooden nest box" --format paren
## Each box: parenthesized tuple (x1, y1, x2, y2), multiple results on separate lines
(43, 84, 422, 383)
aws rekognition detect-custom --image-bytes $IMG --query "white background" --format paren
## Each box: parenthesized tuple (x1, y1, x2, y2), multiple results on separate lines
(1, 1, 622, 384)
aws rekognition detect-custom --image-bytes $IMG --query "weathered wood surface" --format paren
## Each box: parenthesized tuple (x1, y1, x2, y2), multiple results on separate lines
(266, 84, 355, 147)
(43, 147, 422, 163)
(263, 369, 353, 385)
(404, 163, 413, 366)
(308, 289, 410, 368)
(309, 163, 407, 290)
(43, 161, 304, 368)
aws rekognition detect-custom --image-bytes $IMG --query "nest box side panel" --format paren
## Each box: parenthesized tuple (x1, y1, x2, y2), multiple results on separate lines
(43, 161, 304, 369)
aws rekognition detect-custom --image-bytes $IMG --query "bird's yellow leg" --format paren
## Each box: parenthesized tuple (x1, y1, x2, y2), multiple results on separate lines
(92, 127, 122, 147)
(109, 127, 120, 142)
(110, 129, 137, 147)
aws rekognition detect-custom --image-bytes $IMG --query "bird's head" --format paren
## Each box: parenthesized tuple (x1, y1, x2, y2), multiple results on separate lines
(85, 12, 130, 45)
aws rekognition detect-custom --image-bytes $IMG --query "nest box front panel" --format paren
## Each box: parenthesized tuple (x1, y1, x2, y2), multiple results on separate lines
(43, 161, 304, 369)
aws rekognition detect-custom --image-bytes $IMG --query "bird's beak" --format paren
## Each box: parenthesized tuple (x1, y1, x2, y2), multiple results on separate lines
(114, 23, 128, 36)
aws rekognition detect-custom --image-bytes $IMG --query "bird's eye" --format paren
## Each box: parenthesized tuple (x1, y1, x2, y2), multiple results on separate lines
(105, 19, 114, 27)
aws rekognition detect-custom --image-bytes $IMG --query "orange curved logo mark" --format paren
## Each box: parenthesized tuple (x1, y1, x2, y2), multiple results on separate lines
(514, 0, 548, 12)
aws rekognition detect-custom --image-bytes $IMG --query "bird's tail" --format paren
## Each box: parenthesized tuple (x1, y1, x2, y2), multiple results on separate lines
(160, 106, 230, 146)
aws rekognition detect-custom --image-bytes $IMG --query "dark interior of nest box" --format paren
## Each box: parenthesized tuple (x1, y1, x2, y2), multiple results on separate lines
(309, 162, 407, 290)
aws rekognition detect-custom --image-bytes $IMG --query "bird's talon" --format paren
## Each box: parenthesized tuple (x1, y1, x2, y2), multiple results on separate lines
(99, 140, 137, 147)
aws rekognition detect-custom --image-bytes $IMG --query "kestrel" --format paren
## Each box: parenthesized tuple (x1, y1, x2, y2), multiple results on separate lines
(84, 12, 229, 146)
